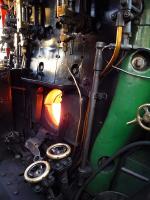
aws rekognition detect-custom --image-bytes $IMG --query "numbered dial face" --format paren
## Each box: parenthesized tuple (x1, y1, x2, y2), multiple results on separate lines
(24, 161, 50, 183)
(137, 104, 150, 131)
(46, 143, 71, 160)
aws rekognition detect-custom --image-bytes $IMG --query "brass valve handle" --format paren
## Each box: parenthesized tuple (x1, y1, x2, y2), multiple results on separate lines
(137, 104, 150, 131)
(127, 104, 150, 131)
(24, 161, 51, 183)
(46, 143, 71, 160)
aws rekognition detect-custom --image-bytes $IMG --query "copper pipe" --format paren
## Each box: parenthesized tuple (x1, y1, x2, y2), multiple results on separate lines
(100, 26, 123, 77)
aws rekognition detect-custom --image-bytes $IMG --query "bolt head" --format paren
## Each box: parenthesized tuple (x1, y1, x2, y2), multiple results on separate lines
(132, 56, 147, 70)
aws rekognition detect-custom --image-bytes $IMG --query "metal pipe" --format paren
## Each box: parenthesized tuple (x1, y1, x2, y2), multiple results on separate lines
(100, 26, 123, 77)
(80, 42, 105, 169)
(122, 0, 132, 46)
(121, 167, 149, 182)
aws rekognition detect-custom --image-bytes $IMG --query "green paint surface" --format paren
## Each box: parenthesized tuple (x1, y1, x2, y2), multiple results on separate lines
(89, 0, 150, 193)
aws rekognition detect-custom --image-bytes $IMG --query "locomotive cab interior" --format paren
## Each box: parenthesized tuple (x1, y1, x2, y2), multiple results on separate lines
(0, 0, 150, 200)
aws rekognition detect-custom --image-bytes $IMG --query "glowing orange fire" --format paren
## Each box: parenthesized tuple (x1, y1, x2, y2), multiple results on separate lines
(44, 89, 62, 128)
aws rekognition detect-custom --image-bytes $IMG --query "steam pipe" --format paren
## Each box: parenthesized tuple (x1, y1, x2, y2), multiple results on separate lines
(80, 42, 105, 170)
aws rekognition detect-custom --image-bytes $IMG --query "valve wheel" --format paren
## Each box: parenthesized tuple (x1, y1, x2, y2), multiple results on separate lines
(24, 160, 51, 183)
(137, 104, 150, 131)
(46, 143, 71, 160)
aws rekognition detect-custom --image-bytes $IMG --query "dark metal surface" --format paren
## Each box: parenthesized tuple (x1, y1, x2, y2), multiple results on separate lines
(0, 138, 45, 200)
(0, 158, 45, 200)
(93, 191, 128, 200)
(111, 148, 150, 196)
(0, 69, 12, 134)
(129, 184, 150, 200)
(60, 92, 81, 145)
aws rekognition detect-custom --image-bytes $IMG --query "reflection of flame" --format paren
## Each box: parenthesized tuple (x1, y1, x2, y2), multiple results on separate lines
(44, 89, 62, 128)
